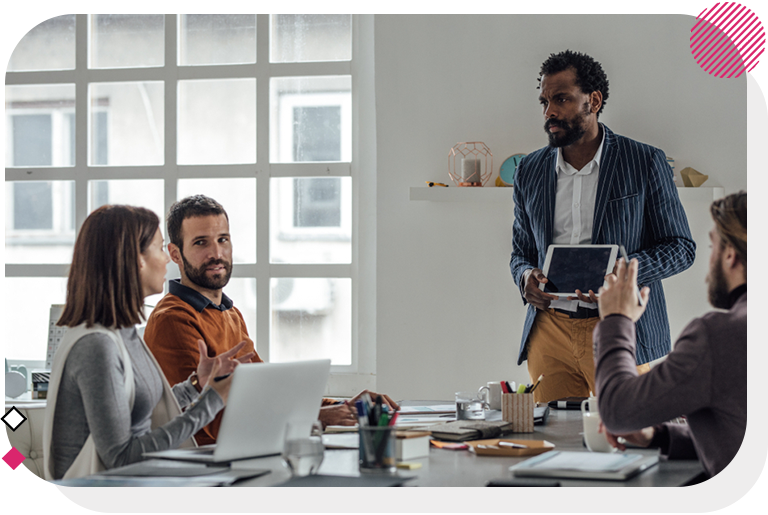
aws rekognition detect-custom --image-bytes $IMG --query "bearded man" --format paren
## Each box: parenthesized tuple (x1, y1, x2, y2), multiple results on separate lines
(594, 192, 747, 480)
(509, 50, 695, 403)
(145, 195, 395, 445)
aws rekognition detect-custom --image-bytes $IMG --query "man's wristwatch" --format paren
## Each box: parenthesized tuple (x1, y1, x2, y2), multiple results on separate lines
(189, 371, 203, 393)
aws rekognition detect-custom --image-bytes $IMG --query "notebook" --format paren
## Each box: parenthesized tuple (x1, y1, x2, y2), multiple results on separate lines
(144, 359, 331, 464)
(428, 420, 514, 441)
(509, 451, 659, 481)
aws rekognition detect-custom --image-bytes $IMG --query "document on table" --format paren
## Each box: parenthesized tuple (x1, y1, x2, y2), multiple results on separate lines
(398, 405, 456, 415)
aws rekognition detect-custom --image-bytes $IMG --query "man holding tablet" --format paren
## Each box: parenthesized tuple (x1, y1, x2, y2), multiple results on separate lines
(509, 50, 695, 403)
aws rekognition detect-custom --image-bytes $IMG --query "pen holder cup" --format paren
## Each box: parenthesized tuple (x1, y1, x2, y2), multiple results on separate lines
(359, 426, 397, 474)
(501, 393, 535, 433)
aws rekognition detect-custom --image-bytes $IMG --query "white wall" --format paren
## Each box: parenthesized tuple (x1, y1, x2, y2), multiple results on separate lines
(373, 14, 746, 400)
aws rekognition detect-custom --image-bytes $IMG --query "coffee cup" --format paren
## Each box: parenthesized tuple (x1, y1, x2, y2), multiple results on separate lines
(479, 382, 502, 410)
(581, 397, 616, 453)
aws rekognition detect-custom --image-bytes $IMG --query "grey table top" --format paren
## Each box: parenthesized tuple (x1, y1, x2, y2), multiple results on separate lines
(229, 404, 704, 487)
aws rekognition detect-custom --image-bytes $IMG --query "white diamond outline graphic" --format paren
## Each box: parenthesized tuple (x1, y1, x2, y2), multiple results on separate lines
(2, 407, 27, 432)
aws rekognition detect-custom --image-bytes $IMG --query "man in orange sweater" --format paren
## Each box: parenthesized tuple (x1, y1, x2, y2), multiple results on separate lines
(145, 195, 396, 445)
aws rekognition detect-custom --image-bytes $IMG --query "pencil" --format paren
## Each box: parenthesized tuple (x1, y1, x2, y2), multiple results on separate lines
(528, 374, 544, 394)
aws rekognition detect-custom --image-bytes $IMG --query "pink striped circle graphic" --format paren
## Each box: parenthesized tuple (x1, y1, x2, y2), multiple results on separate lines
(691, 2, 765, 77)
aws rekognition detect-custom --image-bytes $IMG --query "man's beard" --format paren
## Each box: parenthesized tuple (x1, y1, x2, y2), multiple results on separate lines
(707, 253, 731, 309)
(181, 252, 232, 291)
(545, 102, 591, 148)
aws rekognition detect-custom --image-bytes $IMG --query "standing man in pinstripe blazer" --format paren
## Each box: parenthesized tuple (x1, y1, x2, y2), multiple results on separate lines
(510, 50, 695, 403)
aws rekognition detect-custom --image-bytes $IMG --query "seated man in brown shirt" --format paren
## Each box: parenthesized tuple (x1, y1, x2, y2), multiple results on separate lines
(593, 192, 746, 479)
(145, 195, 397, 445)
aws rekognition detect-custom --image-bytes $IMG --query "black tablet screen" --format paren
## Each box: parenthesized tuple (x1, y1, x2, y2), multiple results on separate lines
(543, 247, 613, 294)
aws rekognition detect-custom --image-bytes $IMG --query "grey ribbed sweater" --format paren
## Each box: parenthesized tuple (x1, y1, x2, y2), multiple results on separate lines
(51, 326, 223, 479)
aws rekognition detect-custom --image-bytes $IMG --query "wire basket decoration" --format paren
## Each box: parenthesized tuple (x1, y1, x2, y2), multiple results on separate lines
(448, 142, 493, 187)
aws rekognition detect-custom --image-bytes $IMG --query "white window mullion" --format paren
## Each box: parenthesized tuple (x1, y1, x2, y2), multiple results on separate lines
(164, 14, 178, 239)
(75, 14, 89, 232)
(255, 14, 271, 362)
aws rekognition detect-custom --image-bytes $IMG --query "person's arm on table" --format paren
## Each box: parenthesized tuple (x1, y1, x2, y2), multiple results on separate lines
(595, 259, 712, 436)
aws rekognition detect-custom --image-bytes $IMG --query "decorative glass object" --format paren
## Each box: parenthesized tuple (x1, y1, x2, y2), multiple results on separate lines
(448, 142, 492, 187)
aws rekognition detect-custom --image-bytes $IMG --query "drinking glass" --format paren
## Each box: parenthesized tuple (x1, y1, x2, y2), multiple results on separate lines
(282, 420, 324, 477)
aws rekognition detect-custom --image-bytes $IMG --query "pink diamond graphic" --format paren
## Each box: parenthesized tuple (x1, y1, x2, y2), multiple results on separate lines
(2, 447, 26, 470)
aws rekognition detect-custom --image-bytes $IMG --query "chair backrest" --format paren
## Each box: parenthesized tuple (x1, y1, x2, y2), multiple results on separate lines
(5, 403, 46, 477)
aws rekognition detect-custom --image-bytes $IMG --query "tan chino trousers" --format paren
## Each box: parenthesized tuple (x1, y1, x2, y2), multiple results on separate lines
(526, 308, 650, 403)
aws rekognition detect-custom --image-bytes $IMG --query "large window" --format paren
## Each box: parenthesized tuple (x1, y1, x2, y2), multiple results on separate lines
(5, 14, 371, 391)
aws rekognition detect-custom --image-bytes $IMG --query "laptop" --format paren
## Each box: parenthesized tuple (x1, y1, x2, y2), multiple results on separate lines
(144, 359, 331, 464)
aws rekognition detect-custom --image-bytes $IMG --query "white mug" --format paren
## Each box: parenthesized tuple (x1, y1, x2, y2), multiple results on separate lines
(479, 382, 503, 410)
(581, 398, 616, 453)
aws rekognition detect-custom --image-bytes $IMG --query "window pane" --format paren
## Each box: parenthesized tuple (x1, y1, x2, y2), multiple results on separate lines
(5, 181, 75, 264)
(270, 177, 351, 264)
(88, 180, 164, 223)
(270, 76, 351, 163)
(178, 79, 256, 164)
(89, 81, 164, 166)
(7, 14, 76, 71)
(177, 178, 256, 263)
(90, 14, 164, 69)
(270, 278, 351, 365)
(3, 278, 68, 360)
(270, 14, 351, 63)
(5, 84, 76, 168)
(221, 278, 256, 342)
(179, 15, 256, 66)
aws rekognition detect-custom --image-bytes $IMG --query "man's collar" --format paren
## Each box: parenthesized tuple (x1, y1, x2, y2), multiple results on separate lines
(727, 283, 747, 309)
(168, 278, 234, 312)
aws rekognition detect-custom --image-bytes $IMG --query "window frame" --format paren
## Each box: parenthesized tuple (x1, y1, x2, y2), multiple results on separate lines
(4, 14, 376, 395)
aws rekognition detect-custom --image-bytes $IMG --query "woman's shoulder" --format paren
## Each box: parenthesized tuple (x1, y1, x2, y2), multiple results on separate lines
(66, 329, 124, 367)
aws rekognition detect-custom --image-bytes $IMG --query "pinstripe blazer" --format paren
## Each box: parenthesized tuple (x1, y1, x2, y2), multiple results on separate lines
(510, 125, 696, 366)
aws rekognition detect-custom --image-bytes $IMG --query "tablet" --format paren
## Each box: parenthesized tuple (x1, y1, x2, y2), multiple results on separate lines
(539, 245, 618, 297)
(509, 451, 659, 481)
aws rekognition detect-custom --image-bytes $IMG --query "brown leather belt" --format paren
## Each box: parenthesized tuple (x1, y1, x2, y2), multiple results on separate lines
(553, 307, 599, 319)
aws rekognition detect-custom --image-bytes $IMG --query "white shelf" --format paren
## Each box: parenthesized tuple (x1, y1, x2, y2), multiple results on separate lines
(676, 186, 724, 201)
(410, 186, 724, 203)
(409, 186, 514, 202)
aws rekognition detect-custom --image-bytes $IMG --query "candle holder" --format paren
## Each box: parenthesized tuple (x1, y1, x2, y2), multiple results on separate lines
(448, 142, 493, 187)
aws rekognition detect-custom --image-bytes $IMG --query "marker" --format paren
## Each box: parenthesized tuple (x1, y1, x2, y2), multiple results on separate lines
(618, 245, 645, 306)
(517, 383, 528, 394)
(505, 381, 513, 393)
(355, 400, 369, 427)
(500, 381, 509, 394)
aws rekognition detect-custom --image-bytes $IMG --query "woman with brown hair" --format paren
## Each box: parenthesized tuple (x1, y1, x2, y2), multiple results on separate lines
(43, 205, 253, 480)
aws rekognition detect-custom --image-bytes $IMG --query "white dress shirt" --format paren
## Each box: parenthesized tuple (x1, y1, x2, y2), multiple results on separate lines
(525, 125, 606, 312)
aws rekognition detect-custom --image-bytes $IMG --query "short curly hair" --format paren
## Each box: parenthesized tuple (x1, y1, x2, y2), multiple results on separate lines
(167, 194, 229, 249)
(538, 50, 610, 117)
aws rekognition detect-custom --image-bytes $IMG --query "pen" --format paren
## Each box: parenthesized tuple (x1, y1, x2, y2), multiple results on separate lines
(426, 181, 449, 187)
(373, 395, 383, 425)
(213, 374, 231, 382)
(498, 441, 528, 449)
(619, 245, 645, 306)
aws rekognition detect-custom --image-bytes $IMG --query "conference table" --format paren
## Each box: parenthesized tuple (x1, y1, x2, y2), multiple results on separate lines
(226, 401, 705, 487)
(41, 399, 704, 487)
